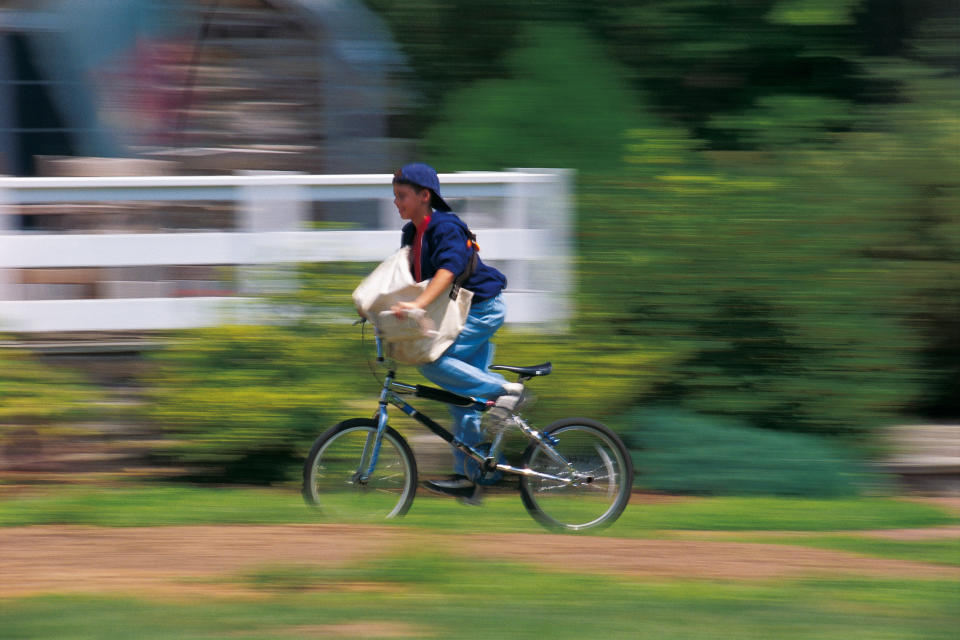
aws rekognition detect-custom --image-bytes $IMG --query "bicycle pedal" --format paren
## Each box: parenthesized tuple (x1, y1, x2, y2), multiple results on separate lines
(465, 443, 505, 486)
(457, 485, 484, 506)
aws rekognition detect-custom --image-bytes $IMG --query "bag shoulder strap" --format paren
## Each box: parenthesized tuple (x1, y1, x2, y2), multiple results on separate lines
(450, 229, 479, 300)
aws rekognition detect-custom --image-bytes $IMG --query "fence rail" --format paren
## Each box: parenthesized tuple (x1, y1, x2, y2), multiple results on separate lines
(0, 170, 571, 332)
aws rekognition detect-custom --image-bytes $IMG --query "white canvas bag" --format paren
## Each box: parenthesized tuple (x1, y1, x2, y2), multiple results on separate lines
(352, 247, 473, 364)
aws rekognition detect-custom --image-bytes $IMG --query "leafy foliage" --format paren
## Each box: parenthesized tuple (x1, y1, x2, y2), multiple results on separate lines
(575, 48, 957, 437)
(578, 134, 954, 436)
(142, 261, 377, 482)
(0, 344, 100, 437)
(425, 24, 640, 173)
(620, 408, 877, 496)
(145, 323, 372, 483)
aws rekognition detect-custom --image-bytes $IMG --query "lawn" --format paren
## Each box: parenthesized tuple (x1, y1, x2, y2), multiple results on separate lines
(2, 557, 957, 639)
(2, 484, 957, 639)
(1, 484, 955, 533)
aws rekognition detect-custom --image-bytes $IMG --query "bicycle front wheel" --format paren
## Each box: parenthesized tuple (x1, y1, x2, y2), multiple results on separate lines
(519, 418, 633, 532)
(302, 418, 417, 521)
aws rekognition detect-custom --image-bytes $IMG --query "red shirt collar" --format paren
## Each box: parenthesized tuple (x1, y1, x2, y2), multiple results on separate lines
(411, 214, 431, 282)
(414, 214, 431, 233)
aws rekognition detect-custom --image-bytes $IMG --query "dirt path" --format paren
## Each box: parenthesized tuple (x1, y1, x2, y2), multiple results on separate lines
(0, 524, 414, 597)
(462, 533, 960, 580)
(2, 523, 958, 598)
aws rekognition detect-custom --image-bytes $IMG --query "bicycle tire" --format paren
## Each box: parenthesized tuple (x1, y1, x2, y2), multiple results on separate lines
(302, 418, 417, 521)
(519, 418, 633, 532)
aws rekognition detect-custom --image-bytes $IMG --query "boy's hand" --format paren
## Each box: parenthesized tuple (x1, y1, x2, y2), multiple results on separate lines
(391, 301, 424, 319)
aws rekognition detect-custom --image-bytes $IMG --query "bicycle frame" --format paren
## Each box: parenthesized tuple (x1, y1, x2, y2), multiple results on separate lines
(358, 332, 580, 486)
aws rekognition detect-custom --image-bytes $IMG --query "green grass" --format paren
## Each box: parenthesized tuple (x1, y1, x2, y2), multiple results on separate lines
(609, 496, 957, 532)
(0, 484, 955, 533)
(2, 485, 957, 639)
(2, 555, 958, 639)
(800, 536, 960, 567)
(686, 534, 960, 568)
(0, 485, 319, 527)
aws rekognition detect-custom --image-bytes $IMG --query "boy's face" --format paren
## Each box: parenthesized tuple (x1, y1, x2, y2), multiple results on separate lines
(393, 183, 432, 221)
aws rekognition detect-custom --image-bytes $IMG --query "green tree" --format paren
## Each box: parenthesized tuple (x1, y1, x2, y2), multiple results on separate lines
(424, 23, 639, 173)
(363, 0, 608, 117)
(582, 53, 958, 435)
(852, 61, 960, 418)
(576, 0, 877, 146)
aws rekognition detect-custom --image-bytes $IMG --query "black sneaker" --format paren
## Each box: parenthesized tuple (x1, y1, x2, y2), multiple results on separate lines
(422, 474, 482, 505)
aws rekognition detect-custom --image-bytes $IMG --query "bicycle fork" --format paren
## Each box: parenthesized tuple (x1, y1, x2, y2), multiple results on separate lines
(353, 377, 399, 484)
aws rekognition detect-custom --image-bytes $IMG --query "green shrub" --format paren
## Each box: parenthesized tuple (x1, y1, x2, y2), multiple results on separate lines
(619, 407, 878, 497)
(144, 322, 378, 483)
(0, 343, 101, 454)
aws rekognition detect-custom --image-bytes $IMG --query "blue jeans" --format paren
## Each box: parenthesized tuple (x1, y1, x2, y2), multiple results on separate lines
(419, 294, 507, 475)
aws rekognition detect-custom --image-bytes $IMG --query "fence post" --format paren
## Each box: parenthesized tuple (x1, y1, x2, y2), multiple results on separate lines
(508, 168, 573, 329)
(0, 185, 13, 302)
(540, 168, 573, 330)
(503, 170, 533, 321)
(378, 195, 405, 234)
(237, 171, 308, 295)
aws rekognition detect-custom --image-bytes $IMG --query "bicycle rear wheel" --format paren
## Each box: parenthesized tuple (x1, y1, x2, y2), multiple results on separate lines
(519, 418, 633, 532)
(302, 418, 417, 521)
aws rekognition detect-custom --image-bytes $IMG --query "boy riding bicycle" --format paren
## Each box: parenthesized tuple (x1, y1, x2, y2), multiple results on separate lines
(389, 163, 523, 502)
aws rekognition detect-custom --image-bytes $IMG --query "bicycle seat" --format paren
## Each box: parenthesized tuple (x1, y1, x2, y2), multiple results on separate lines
(489, 362, 552, 379)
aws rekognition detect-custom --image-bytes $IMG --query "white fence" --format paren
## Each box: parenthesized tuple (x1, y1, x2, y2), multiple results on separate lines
(0, 170, 572, 332)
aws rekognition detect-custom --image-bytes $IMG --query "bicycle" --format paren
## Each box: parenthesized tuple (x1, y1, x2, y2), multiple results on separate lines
(302, 318, 633, 532)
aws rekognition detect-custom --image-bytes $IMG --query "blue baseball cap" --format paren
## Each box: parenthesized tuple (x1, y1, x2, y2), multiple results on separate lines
(393, 163, 452, 212)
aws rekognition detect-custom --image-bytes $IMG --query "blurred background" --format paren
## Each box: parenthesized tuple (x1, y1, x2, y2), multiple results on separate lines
(0, 0, 957, 496)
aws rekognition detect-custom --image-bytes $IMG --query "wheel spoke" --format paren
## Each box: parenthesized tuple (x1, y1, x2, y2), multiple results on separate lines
(303, 421, 417, 521)
(520, 420, 632, 531)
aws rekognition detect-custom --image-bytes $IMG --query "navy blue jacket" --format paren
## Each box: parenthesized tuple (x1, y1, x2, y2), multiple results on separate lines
(401, 211, 507, 303)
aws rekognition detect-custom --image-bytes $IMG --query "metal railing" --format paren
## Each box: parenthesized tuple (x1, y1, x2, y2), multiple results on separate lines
(0, 170, 572, 332)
